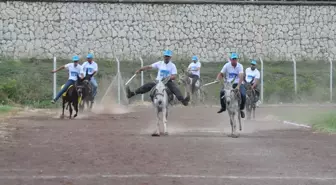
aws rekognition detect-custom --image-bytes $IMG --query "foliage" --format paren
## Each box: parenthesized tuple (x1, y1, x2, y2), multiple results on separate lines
(0, 56, 334, 107)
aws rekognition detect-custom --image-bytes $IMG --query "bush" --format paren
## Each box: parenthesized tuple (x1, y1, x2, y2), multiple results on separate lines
(312, 112, 336, 133)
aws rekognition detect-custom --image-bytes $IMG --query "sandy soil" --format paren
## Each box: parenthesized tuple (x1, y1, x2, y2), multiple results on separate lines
(0, 103, 335, 185)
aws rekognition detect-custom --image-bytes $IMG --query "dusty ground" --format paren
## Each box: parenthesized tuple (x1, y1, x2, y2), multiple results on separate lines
(0, 103, 335, 185)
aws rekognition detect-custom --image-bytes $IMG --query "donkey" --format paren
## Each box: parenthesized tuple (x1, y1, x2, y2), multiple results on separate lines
(78, 72, 94, 112)
(60, 84, 81, 119)
(222, 80, 242, 138)
(244, 77, 256, 120)
(178, 69, 204, 104)
(149, 77, 172, 137)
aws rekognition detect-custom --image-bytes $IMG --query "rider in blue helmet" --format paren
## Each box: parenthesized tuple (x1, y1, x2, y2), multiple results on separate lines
(187, 55, 201, 94)
(126, 49, 190, 106)
(82, 53, 98, 102)
(244, 59, 261, 104)
(216, 52, 246, 118)
(51, 55, 84, 104)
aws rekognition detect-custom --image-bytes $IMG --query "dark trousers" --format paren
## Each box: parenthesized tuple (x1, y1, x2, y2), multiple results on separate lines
(219, 84, 246, 110)
(187, 74, 199, 93)
(135, 80, 185, 101)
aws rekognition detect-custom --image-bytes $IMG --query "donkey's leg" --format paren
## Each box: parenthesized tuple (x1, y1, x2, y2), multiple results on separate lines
(231, 112, 238, 138)
(163, 107, 168, 136)
(60, 100, 65, 119)
(228, 113, 234, 137)
(152, 108, 161, 137)
(73, 101, 78, 118)
(238, 110, 242, 131)
(69, 102, 73, 119)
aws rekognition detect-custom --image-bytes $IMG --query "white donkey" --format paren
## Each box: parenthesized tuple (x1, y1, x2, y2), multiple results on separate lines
(150, 77, 171, 137)
(222, 80, 242, 138)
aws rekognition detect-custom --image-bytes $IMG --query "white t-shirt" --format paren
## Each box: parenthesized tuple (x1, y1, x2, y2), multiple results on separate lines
(220, 62, 244, 84)
(82, 61, 98, 78)
(188, 62, 201, 77)
(151, 61, 177, 80)
(65, 63, 84, 81)
(245, 67, 260, 83)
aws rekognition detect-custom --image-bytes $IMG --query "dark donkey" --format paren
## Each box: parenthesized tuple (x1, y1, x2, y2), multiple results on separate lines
(244, 77, 257, 120)
(78, 69, 94, 112)
(61, 78, 83, 119)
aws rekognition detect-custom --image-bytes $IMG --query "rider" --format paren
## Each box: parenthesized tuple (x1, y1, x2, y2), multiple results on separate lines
(51, 56, 84, 104)
(244, 60, 261, 104)
(216, 52, 246, 118)
(82, 53, 98, 101)
(126, 50, 190, 106)
(187, 55, 201, 94)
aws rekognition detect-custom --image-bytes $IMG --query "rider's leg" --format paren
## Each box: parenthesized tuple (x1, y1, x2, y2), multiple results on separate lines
(191, 75, 199, 94)
(126, 82, 156, 98)
(217, 88, 226, 113)
(166, 80, 189, 106)
(90, 78, 98, 99)
(239, 84, 246, 118)
(52, 80, 75, 103)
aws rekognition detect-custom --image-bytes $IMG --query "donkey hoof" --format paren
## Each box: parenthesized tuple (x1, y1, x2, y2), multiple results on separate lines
(232, 134, 239, 138)
(164, 132, 169, 136)
(60, 115, 65, 119)
(151, 133, 160, 137)
(74, 114, 77, 118)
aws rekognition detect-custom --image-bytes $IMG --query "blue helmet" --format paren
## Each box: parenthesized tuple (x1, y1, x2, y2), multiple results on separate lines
(87, 53, 93, 59)
(251, 60, 257, 65)
(192, 56, 198, 61)
(72, 55, 80, 62)
(230, 53, 238, 59)
(163, 50, 172, 57)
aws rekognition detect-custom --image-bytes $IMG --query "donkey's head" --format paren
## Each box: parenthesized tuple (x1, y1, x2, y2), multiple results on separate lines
(153, 80, 168, 106)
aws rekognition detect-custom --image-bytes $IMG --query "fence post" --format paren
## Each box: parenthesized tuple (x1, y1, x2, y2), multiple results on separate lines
(53, 56, 57, 99)
(329, 58, 333, 102)
(291, 55, 297, 95)
(139, 57, 144, 101)
(259, 57, 264, 104)
(115, 56, 121, 104)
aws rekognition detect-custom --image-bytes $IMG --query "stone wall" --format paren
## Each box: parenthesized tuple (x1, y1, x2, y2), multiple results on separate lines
(1, 1, 336, 61)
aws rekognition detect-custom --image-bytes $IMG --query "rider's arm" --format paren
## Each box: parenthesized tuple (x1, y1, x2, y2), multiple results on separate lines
(243, 69, 247, 83)
(252, 70, 261, 88)
(79, 66, 84, 79)
(90, 63, 98, 77)
(237, 64, 244, 87)
(170, 64, 178, 80)
(52, 65, 66, 73)
(193, 62, 201, 71)
(136, 65, 152, 73)
(216, 63, 226, 81)
(136, 61, 159, 73)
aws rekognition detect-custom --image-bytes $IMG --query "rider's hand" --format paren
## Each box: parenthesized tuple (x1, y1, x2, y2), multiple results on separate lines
(135, 69, 141, 74)
(51, 70, 56, 73)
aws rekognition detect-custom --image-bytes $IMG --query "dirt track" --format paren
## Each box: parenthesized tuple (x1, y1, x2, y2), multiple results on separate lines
(0, 105, 336, 185)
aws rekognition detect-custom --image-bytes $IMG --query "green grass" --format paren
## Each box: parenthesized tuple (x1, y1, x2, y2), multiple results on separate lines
(0, 56, 335, 107)
(311, 112, 336, 133)
(0, 105, 14, 114)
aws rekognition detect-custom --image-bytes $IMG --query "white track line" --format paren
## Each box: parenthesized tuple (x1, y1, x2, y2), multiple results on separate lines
(283, 120, 311, 128)
(0, 174, 335, 181)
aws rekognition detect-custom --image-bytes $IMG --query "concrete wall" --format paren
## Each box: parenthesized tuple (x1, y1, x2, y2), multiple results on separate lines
(1, 1, 336, 61)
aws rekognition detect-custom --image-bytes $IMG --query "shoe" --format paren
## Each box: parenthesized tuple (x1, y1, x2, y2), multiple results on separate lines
(126, 86, 135, 99)
(217, 107, 226, 113)
(51, 100, 55, 104)
(240, 111, 245, 118)
(181, 96, 190, 106)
